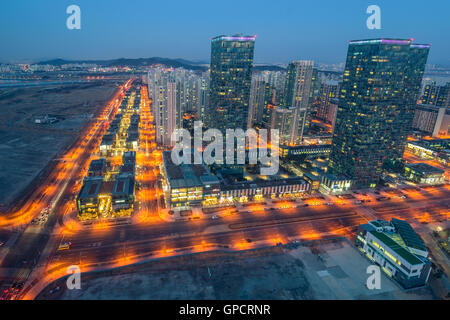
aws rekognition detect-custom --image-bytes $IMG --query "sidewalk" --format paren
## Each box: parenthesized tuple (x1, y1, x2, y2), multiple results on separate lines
(0, 229, 23, 266)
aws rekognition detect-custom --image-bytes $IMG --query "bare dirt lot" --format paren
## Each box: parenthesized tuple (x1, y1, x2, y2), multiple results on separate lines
(39, 238, 435, 300)
(0, 82, 116, 208)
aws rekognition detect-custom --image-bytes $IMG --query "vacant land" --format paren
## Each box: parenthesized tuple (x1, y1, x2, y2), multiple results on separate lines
(39, 239, 434, 300)
(0, 82, 116, 208)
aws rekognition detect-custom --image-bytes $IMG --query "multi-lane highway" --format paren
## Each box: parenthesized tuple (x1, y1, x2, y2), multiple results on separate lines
(13, 183, 444, 300)
(50, 185, 449, 266)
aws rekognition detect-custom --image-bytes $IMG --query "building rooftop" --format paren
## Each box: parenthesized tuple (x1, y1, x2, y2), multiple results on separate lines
(369, 230, 423, 266)
(391, 218, 427, 252)
(212, 34, 256, 42)
(101, 134, 114, 146)
(112, 176, 134, 196)
(405, 162, 444, 175)
(119, 163, 135, 177)
(361, 218, 428, 266)
(163, 151, 219, 189)
(88, 158, 106, 174)
(322, 173, 351, 181)
(123, 151, 136, 164)
(280, 144, 331, 150)
(221, 177, 308, 191)
(99, 180, 115, 195)
(303, 173, 321, 181)
(126, 132, 139, 142)
(408, 139, 450, 152)
(79, 177, 102, 200)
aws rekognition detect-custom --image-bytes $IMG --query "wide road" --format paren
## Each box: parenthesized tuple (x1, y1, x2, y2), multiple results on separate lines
(0, 79, 133, 298)
(46, 184, 449, 273)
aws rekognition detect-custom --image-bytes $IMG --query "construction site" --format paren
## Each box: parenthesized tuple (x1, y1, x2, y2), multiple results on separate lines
(37, 238, 434, 300)
(0, 82, 117, 210)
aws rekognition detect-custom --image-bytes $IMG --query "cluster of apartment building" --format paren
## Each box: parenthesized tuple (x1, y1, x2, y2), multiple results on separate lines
(147, 67, 209, 146)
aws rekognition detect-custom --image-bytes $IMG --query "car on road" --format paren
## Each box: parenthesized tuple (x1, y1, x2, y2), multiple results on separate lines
(211, 215, 219, 220)
(57, 242, 72, 251)
(49, 286, 61, 295)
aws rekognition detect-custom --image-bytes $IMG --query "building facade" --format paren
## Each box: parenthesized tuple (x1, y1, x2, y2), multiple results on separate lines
(404, 162, 445, 185)
(208, 35, 256, 132)
(421, 82, 450, 107)
(282, 60, 315, 144)
(412, 104, 450, 137)
(329, 39, 430, 188)
(356, 219, 431, 289)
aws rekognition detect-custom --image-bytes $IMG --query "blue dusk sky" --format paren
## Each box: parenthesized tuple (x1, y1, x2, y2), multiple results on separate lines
(0, 0, 449, 66)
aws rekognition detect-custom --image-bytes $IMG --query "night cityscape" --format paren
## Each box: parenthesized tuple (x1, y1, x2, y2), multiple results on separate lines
(0, 0, 449, 310)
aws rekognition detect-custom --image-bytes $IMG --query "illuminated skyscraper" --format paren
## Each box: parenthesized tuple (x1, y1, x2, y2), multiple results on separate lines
(282, 60, 314, 144)
(329, 39, 430, 188)
(197, 71, 210, 124)
(208, 34, 256, 132)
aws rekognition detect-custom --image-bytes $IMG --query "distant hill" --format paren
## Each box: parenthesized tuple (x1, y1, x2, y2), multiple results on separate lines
(36, 57, 207, 71)
(253, 65, 285, 72)
(36, 57, 286, 72)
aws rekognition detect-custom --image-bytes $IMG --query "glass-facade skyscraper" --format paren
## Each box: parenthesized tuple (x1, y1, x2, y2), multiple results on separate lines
(208, 35, 255, 132)
(329, 39, 430, 188)
(282, 60, 314, 145)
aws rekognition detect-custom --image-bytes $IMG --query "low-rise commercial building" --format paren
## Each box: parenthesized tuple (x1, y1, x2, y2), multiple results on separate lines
(126, 132, 139, 150)
(406, 139, 450, 161)
(356, 219, 431, 289)
(87, 158, 106, 177)
(112, 176, 135, 216)
(404, 163, 445, 185)
(279, 144, 331, 158)
(99, 134, 114, 156)
(220, 177, 310, 203)
(161, 151, 312, 209)
(123, 151, 136, 165)
(319, 173, 352, 194)
(77, 176, 103, 220)
(161, 151, 220, 210)
(303, 172, 321, 191)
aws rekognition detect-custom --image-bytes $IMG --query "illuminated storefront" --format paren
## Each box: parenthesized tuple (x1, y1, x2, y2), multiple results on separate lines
(404, 163, 444, 185)
(319, 174, 352, 194)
